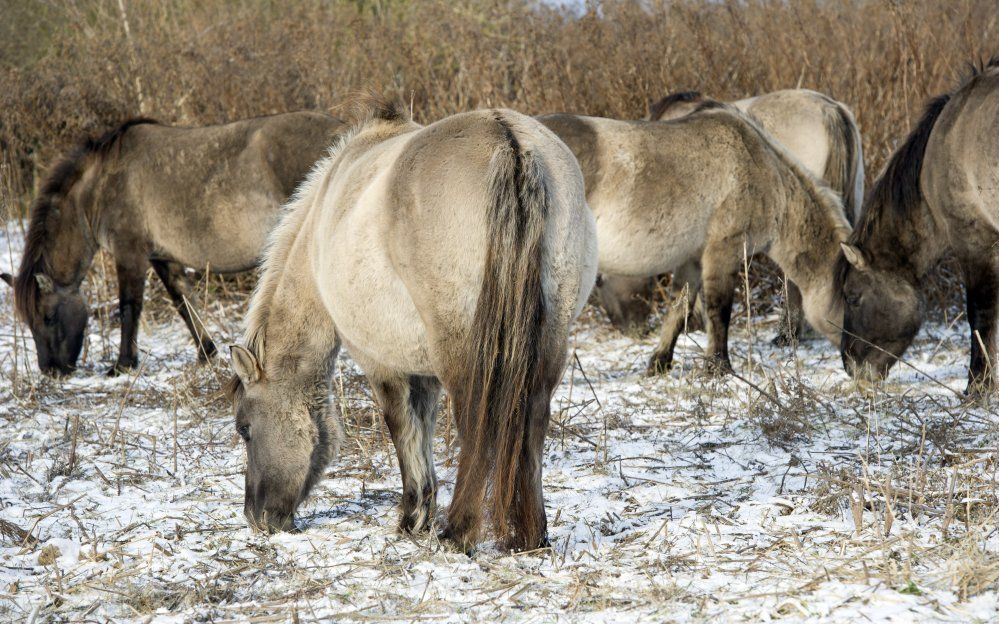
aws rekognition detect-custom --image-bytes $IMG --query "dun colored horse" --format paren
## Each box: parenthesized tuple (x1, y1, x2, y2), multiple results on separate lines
(540, 103, 850, 375)
(837, 60, 999, 395)
(3, 112, 344, 375)
(225, 104, 597, 552)
(595, 89, 864, 343)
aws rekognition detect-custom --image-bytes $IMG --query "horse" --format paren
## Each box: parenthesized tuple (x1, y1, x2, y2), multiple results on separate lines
(539, 102, 850, 375)
(837, 60, 999, 395)
(224, 103, 598, 553)
(2, 112, 345, 376)
(595, 89, 864, 344)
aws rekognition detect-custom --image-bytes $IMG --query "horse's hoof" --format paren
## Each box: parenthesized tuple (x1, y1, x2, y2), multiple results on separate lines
(702, 358, 733, 378)
(964, 378, 995, 401)
(399, 504, 435, 535)
(645, 353, 673, 377)
(106, 362, 136, 377)
(438, 527, 476, 557)
(770, 323, 798, 347)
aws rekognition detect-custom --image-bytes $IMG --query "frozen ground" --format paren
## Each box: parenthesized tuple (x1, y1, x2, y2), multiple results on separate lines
(1, 224, 997, 623)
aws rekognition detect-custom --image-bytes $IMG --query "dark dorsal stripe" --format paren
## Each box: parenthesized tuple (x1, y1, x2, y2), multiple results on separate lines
(13, 118, 159, 324)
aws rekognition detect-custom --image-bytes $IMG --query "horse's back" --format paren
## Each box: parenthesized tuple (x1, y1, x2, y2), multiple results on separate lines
(548, 113, 745, 276)
(121, 113, 342, 272)
(315, 110, 594, 376)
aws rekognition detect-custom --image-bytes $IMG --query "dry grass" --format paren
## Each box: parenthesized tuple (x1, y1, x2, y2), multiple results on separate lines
(1, 2, 998, 621)
(2, 0, 997, 194)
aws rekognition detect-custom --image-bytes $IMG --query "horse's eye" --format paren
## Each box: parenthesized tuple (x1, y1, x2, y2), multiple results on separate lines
(237, 424, 251, 442)
(845, 293, 861, 307)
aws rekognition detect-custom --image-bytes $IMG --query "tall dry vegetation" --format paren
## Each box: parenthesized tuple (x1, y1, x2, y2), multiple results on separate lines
(2, 0, 997, 209)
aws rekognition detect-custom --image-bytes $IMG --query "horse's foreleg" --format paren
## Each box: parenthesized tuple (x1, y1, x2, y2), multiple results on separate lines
(150, 260, 216, 362)
(372, 375, 440, 534)
(772, 277, 805, 346)
(701, 249, 739, 376)
(964, 262, 999, 395)
(508, 387, 552, 551)
(647, 263, 702, 376)
(111, 260, 147, 375)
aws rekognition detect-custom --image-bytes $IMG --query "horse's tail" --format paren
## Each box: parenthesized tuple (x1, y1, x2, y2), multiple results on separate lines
(822, 101, 865, 225)
(450, 113, 552, 550)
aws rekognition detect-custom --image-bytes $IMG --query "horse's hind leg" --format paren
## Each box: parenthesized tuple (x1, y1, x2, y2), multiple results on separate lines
(963, 260, 999, 395)
(150, 260, 217, 362)
(441, 386, 487, 554)
(509, 385, 554, 551)
(647, 262, 702, 376)
(111, 259, 147, 375)
(370, 374, 441, 533)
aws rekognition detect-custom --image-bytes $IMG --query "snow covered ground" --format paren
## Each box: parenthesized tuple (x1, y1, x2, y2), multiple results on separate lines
(1, 222, 997, 623)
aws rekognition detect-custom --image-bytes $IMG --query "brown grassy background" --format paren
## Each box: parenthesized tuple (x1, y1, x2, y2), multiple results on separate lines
(3, 0, 998, 196)
(1, 0, 996, 311)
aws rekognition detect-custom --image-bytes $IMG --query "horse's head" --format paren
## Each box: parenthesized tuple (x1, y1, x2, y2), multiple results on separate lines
(837, 243, 924, 381)
(593, 274, 656, 334)
(3, 272, 88, 376)
(227, 345, 340, 533)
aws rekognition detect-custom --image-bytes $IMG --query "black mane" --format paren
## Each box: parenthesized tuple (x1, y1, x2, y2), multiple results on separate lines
(834, 57, 999, 293)
(647, 90, 704, 120)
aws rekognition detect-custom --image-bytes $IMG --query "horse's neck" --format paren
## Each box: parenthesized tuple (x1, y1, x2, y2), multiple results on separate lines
(44, 178, 100, 287)
(867, 199, 946, 279)
(769, 183, 849, 345)
(770, 184, 848, 289)
(255, 219, 338, 387)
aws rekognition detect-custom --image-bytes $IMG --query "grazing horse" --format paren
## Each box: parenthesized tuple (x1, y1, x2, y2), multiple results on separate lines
(225, 104, 597, 552)
(596, 89, 864, 342)
(2, 112, 345, 375)
(837, 60, 999, 394)
(540, 103, 850, 375)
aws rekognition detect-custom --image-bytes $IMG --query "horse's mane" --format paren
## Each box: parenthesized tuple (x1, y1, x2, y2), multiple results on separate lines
(13, 118, 158, 324)
(833, 57, 999, 292)
(647, 90, 704, 120)
(226, 98, 409, 400)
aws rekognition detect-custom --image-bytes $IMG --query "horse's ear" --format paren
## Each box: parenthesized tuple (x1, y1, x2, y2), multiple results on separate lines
(35, 274, 54, 293)
(840, 243, 869, 271)
(230, 345, 262, 385)
(0, 273, 11, 287)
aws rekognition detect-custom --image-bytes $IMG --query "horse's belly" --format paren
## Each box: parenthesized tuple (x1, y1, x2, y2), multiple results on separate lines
(146, 192, 279, 273)
(590, 198, 703, 277)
